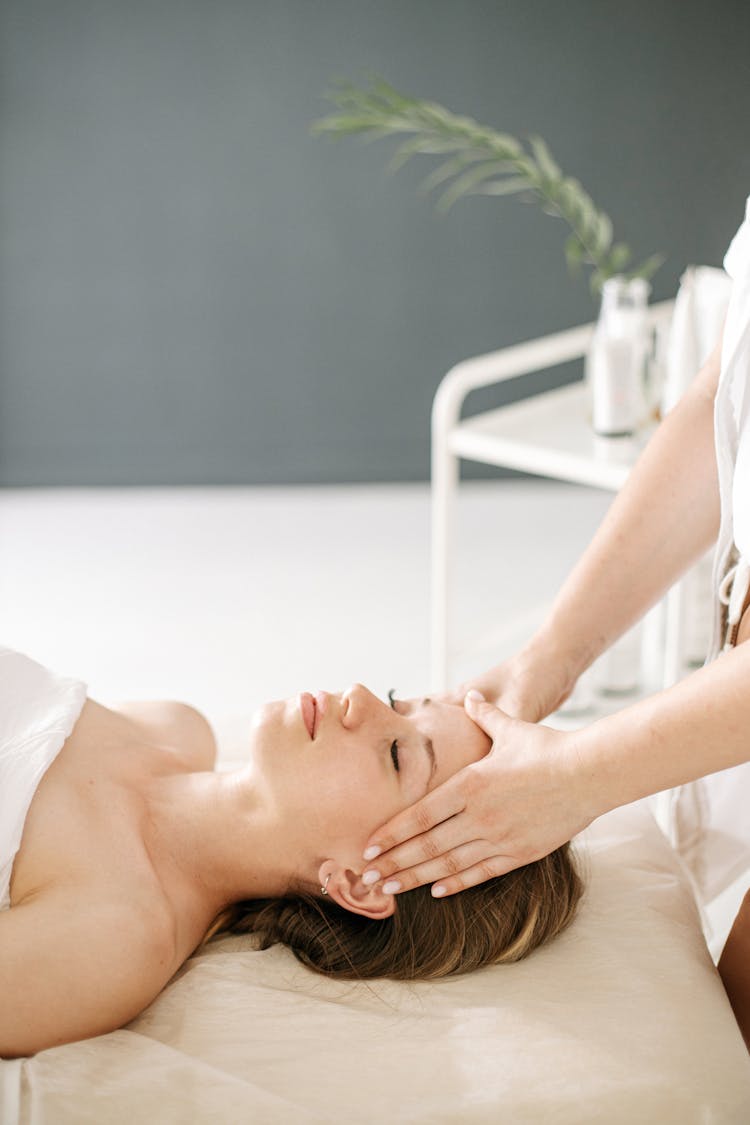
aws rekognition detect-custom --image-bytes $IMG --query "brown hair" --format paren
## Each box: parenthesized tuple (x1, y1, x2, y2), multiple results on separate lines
(198, 842, 585, 981)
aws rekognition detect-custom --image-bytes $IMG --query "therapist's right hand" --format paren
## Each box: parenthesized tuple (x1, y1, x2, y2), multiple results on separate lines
(361, 691, 599, 898)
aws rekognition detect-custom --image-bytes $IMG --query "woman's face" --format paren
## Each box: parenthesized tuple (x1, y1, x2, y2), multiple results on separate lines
(249, 684, 491, 897)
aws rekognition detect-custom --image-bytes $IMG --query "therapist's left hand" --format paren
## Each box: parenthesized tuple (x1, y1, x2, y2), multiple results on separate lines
(360, 692, 599, 898)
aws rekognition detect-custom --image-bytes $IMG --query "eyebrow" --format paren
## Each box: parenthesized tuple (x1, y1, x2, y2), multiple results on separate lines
(418, 699, 437, 785)
(423, 734, 436, 785)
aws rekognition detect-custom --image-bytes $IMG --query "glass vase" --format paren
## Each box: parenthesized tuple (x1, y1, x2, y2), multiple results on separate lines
(584, 276, 652, 436)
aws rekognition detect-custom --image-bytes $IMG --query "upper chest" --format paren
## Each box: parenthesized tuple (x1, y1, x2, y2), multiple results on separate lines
(9, 701, 200, 932)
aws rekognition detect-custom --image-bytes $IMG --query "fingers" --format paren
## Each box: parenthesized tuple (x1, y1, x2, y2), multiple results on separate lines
(379, 839, 500, 896)
(463, 690, 514, 733)
(363, 816, 471, 887)
(428, 856, 519, 898)
(374, 843, 521, 899)
(361, 777, 466, 865)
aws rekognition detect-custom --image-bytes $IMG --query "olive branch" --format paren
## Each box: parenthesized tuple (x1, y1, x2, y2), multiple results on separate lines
(311, 76, 664, 301)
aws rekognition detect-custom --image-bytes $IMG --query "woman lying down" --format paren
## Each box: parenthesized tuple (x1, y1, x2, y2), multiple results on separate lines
(0, 646, 583, 1058)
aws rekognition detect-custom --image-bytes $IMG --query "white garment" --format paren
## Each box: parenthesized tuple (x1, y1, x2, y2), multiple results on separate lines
(0, 647, 87, 911)
(707, 193, 750, 661)
(664, 197, 750, 911)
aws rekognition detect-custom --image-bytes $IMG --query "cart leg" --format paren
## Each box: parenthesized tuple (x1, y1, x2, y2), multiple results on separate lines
(431, 446, 460, 692)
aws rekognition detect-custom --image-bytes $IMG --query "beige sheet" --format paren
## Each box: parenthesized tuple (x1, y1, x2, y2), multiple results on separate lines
(3, 800, 750, 1124)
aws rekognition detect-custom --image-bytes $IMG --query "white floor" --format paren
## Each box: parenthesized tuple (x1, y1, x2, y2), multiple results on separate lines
(0, 480, 615, 746)
(0, 480, 741, 959)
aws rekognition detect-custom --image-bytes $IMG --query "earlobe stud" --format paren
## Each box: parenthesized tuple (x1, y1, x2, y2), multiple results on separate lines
(320, 873, 331, 895)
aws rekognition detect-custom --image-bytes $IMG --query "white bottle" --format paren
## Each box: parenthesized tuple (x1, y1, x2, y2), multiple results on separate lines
(586, 277, 651, 436)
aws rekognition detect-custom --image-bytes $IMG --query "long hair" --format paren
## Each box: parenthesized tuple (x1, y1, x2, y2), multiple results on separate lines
(197, 842, 585, 981)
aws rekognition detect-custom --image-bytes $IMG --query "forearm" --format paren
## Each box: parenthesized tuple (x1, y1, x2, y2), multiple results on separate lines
(524, 335, 723, 685)
(572, 641, 750, 817)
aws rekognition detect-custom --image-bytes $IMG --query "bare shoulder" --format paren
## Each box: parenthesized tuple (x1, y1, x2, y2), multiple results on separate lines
(113, 700, 218, 772)
(0, 886, 178, 1058)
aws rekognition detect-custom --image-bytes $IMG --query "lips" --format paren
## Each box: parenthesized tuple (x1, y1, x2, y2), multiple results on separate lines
(314, 690, 328, 731)
(300, 691, 329, 738)
(300, 692, 316, 739)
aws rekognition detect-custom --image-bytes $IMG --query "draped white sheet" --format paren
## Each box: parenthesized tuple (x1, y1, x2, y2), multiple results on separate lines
(4, 799, 749, 1124)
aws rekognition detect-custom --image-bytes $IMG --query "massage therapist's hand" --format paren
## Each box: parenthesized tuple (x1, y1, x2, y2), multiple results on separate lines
(432, 646, 577, 724)
(361, 692, 598, 898)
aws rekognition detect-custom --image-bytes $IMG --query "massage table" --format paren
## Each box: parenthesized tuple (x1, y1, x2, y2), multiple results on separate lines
(2, 714, 749, 1124)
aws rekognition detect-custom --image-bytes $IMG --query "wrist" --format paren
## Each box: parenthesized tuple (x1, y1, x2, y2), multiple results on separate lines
(525, 620, 596, 683)
(514, 630, 588, 720)
(568, 709, 652, 820)
(562, 723, 619, 824)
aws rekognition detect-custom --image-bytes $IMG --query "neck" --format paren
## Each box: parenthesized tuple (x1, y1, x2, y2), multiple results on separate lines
(145, 767, 302, 919)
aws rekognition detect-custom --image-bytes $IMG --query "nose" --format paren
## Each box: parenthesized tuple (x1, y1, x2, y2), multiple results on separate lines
(340, 682, 382, 729)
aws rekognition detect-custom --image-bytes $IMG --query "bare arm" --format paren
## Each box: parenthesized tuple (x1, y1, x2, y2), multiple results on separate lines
(0, 890, 176, 1057)
(573, 635, 750, 815)
(541, 318, 724, 673)
(514, 316, 727, 715)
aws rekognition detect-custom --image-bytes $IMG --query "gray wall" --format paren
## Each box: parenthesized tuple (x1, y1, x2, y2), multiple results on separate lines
(1, 0, 748, 486)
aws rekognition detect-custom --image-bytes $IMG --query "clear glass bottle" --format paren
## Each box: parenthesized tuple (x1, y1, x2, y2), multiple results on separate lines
(584, 276, 652, 436)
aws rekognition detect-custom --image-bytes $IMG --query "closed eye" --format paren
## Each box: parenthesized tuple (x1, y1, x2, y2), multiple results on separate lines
(387, 690, 400, 772)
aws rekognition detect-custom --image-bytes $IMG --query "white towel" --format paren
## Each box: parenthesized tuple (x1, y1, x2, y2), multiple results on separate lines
(0, 647, 87, 911)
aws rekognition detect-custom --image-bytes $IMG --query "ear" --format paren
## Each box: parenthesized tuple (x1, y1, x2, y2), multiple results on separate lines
(317, 861, 396, 921)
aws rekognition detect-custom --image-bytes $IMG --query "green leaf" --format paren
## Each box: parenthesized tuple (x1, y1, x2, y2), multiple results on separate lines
(436, 162, 516, 213)
(370, 76, 414, 113)
(555, 177, 582, 220)
(418, 153, 485, 196)
(384, 137, 436, 172)
(471, 176, 532, 196)
(312, 76, 664, 305)
(565, 233, 585, 276)
(358, 127, 407, 146)
(386, 136, 465, 174)
(463, 130, 524, 160)
(608, 242, 632, 271)
(630, 252, 666, 281)
(418, 100, 458, 130)
(528, 134, 562, 183)
(310, 115, 383, 136)
(592, 211, 613, 255)
(577, 194, 599, 244)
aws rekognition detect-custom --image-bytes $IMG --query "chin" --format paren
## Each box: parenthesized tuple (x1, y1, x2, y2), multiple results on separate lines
(251, 697, 287, 729)
(249, 698, 297, 762)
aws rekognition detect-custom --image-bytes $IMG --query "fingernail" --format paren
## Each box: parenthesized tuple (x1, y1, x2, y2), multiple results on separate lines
(431, 884, 447, 898)
(382, 880, 401, 895)
(363, 845, 381, 861)
(361, 869, 380, 886)
(465, 689, 484, 702)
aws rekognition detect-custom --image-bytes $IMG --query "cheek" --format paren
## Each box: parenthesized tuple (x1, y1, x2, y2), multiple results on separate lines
(432, 725, 490, 784)
(302, 766, 401, 851)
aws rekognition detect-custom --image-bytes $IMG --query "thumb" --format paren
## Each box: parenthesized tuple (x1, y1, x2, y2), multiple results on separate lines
(463, 689, 512, 733)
